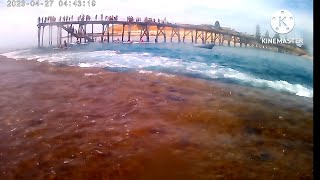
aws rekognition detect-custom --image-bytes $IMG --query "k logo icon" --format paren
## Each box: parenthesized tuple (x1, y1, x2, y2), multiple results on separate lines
(270, 10, 295, 34)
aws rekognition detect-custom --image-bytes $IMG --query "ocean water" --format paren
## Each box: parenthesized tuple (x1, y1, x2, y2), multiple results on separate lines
(1, 43, 313, 98)
(0, 43, 313, 179)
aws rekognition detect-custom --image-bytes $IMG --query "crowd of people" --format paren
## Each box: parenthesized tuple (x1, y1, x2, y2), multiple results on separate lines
(131, 16, 168, 23)
(38, 15, 169, 24)
(38, 16, 58, 23)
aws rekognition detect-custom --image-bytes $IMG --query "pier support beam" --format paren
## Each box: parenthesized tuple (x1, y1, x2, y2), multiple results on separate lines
(156, 26, 166, 42)
(92, 24, 94, 41)
(227, 35, 231, 46)
(205, 31, 213, 44)
(57, 26, 59, 45)
(84, 25, 87, 43)
(121, 24, 125, 42)
(128, 24, 132, 41)
(233, 36, 238, 47)
(48, 25, 50, 46)
(140, 25, 150, 42)
(41, 26, 45, 47)
(191, 30, 194, 43)
(48, 25, 53, 46)
(195, 31, 198, 44)
(107, 24, 110, 43)
(111, 24, 114, 42)
(51, 26, 53, 45)
(183, 29, 192, 43)
(78, 24, 84, 43)
(60, 26, 62, 45)
(38, 26, 41, 48)
(219, 34, 223, 45)
(170, 27, 181, 43)
(101, 24, 105, 42)
(195, 30, 204, 44)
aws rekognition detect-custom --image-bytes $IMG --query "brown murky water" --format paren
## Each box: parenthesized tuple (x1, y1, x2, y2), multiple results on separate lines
(0, 57, 313, 179)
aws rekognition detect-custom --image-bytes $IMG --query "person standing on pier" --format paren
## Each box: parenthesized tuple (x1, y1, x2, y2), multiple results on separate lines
(63, 40, 68, 48)
(101, 14, 103, 21)
(38, 17, 40, 24)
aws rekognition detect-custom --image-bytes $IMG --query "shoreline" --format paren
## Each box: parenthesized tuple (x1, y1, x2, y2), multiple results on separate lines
(0, 56, 313, 179)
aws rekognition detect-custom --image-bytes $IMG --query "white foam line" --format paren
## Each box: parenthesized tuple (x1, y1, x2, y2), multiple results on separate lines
(205, 68, 313, 98)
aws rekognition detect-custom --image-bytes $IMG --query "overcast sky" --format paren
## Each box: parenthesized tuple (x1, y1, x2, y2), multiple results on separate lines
(0, 0, 313, 52)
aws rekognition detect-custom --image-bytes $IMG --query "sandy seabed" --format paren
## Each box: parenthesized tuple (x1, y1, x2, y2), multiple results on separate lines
(0, 56, 313, 179)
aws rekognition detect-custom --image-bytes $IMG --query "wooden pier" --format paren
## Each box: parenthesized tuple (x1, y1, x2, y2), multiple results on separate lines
(37, 18, 307, 56)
